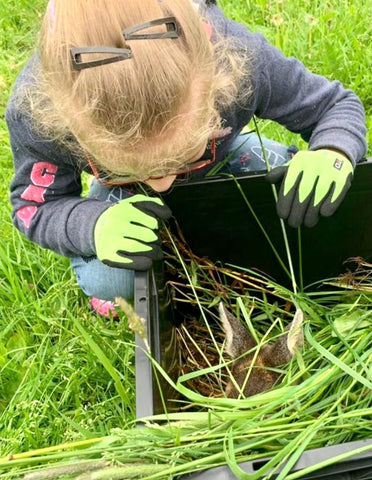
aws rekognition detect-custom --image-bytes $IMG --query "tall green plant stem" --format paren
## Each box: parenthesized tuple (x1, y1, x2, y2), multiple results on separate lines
(253, 117, 298, 295)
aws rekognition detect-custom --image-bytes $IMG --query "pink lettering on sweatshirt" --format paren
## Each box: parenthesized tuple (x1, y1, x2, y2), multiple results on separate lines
(16, 206, 38, 228)
(17, 162, 58, 228)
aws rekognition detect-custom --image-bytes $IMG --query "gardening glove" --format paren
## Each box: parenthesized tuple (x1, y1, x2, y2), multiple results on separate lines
(94, 194, 172, 270)
(266, 149, 353, 228)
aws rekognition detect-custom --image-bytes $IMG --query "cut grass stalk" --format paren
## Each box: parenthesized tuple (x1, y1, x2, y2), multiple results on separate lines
(227, 175, 292, 283)
(253, 116, 299, 295)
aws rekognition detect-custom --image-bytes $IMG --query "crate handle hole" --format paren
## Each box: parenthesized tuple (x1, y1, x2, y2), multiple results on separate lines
(138, 297, 147, 303)
(252, 459, 269, 471)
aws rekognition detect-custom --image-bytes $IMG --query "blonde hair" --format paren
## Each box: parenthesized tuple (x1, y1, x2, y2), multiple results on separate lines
(27, 0, 251, 179)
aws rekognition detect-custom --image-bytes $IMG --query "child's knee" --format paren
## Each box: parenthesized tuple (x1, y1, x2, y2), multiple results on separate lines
(71, 256, 135, 301)
(226, 133, 298, 173)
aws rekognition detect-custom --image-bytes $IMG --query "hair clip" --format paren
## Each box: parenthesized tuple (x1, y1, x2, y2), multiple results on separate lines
(123, 16, 178, 41)
(71, 46, 132, 71)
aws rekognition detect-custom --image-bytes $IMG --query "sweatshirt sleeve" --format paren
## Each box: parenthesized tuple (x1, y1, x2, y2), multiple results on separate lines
(6, 103, 109, 259)
(207, 4, 367, 166)
(250, 34, 367, 165)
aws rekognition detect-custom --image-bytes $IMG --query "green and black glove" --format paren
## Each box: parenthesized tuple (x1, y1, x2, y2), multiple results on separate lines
(266, 149, 353, 227)
(94, 194, 172, 270)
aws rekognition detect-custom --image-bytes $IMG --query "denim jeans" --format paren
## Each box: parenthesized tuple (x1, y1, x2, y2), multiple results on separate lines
(71, 133, 296, 301)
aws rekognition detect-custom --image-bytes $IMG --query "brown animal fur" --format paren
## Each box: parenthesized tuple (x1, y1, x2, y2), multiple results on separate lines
(219, 303, 303, 398)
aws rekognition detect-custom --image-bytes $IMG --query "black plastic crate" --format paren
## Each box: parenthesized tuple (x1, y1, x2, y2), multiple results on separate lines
(134, 268, 372, 479)
(183, 439, 372, 479)
(159, 157, 372, 288)
(134, 159, 372, 479)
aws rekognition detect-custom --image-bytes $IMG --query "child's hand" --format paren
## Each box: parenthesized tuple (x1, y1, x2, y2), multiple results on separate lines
(94, 194, 172, 270)
(266, 149, 353, 227)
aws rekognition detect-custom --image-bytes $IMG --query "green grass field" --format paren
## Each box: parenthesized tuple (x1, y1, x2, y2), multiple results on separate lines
(0, 0, 371, 456)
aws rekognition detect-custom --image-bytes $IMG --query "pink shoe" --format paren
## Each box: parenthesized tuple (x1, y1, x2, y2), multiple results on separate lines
(91, 297, 119, 319)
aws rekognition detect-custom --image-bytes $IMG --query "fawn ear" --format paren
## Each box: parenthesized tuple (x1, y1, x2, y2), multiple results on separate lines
(287, 308, 304, 354)
(219, 302, 257, 358)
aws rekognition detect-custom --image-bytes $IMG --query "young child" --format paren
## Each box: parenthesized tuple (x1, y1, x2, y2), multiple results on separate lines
(6, 0, 367, 316)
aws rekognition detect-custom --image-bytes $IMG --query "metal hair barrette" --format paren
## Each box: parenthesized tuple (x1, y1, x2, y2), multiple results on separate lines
(71, 16, 179, 71)
(123, 16, 178, 41)
(71, 46, 132, 70)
